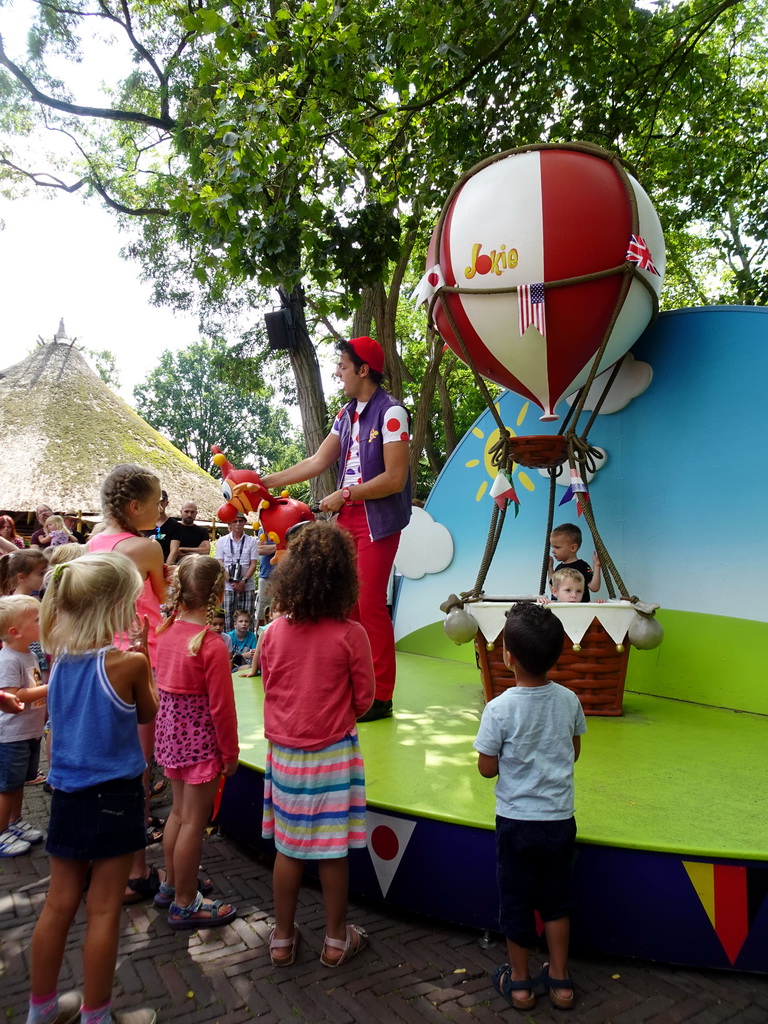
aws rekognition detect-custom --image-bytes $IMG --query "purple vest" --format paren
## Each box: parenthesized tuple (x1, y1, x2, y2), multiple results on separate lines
(335, 387, 412, 540)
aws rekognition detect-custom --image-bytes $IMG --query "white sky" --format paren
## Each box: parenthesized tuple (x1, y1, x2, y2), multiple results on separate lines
(0, 190, 201, 401)
(0, 2, 201, 401)
(0, 2, 340, 416)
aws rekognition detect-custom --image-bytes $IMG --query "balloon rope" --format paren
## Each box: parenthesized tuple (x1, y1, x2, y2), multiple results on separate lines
(439, 296, 508, 438)
(540, 468, 558, 596)
(470, 500, 508, 601)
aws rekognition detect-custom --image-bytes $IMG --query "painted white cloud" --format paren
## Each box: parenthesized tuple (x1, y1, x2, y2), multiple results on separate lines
(538, 447, 607, 486)
(395, 507, 454, 580)
(565, 353, 653, 415)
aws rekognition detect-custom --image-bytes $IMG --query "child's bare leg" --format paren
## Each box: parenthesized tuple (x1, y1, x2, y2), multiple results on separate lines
(81, 853, 134, 1008)
(318, 857, 348, 944)
(0, 788, 23, 831)
(161, 778, 184, 891)
(171, 776, 219, 907)
(272, 851, 304, 941)
(543, 915, 571, 990)
(125, 721, 157, 893)
(30, 856, 90, 996)
(504, 938, 532, 994)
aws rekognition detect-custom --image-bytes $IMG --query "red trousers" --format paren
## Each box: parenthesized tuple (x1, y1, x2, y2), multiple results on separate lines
(337, 503, 400, 702)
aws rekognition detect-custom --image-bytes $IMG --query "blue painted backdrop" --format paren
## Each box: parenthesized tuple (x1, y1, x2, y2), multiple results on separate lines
(394, 306, 767, 642)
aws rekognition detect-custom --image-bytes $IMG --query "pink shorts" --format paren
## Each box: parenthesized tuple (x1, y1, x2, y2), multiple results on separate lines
(163, 758, 222, 785)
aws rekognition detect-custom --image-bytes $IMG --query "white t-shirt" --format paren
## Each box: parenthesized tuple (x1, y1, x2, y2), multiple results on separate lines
(0, 646, 47, 742)
(331, 399, 409, 486)
(215, 533, 258, 591)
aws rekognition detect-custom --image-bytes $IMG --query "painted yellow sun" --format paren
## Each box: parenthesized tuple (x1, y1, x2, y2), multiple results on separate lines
(464, 401, 537, 502)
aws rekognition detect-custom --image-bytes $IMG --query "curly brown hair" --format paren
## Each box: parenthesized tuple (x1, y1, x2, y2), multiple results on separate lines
(270, 521, 358, 622)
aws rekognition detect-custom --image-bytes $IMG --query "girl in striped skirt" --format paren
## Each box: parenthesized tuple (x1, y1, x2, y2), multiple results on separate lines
(260, 521, 375, 967)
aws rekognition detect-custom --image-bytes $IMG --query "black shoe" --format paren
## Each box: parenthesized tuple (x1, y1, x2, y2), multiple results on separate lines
(357, 699, 393, 722)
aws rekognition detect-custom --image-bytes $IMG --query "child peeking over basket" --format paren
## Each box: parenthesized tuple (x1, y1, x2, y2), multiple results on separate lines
(547, 523, 600, 601)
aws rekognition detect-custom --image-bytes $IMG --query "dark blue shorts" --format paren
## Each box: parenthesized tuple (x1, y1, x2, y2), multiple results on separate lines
(46, 775, 147, 861)
(496, 815, 577, 947)
(0, 737, 42, 792)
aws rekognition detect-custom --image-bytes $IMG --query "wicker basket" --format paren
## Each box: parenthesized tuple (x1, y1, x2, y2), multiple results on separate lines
(508, 434, 568, 469)
(475, 617, 629, 716)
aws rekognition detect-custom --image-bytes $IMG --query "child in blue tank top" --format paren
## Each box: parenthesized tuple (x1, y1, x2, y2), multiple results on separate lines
(25, 552, 159, 1024)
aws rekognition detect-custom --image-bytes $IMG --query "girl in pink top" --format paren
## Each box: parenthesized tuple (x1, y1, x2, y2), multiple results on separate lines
(260, 521, 374, 968)
(87, 464, 166, 902)
(154, 555, 238, 929)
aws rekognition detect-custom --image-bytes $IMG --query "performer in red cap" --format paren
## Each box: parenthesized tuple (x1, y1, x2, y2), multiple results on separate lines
(261, 337, 411, 721)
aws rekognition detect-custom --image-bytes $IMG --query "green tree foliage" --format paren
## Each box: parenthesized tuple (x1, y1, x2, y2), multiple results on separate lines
(83, 347, 120, 390)
(1, 0, 765, 494)
(132, 336, 305, 472)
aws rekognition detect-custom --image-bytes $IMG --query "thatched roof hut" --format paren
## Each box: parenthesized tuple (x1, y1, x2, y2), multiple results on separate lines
(0, 330, 223, 520)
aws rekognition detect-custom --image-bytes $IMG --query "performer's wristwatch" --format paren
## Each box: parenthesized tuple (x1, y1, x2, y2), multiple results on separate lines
(342, 486, 352, 501)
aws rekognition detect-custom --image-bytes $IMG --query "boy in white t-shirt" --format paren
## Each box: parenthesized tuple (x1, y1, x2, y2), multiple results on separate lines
(0, 596, 49, 856)
(474, 602, 587, 1012)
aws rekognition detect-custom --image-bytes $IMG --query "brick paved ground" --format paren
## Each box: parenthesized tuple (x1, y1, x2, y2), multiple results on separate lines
(2, 776, 767, 1024)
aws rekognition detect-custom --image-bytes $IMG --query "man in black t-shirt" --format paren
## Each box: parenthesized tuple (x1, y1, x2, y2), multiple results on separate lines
(170, 501, 210, 563)
(142, 491, 181, 563)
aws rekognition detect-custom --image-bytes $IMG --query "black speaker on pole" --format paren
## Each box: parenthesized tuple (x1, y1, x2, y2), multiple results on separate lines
(265, 308, 294, 351)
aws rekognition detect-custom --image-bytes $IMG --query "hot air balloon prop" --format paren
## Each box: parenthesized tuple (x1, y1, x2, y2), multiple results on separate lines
(413, 142, 665, 425)
(415, 144, 666, 712)
(211, 445, 314, 558)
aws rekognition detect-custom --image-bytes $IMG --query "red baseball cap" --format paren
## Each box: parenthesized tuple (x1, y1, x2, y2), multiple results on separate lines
(347, 336, 384, 374)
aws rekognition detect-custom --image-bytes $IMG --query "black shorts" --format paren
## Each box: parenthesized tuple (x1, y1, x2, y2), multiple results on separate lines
(46, 775, 147, 861)
(496, 815, 577, 947)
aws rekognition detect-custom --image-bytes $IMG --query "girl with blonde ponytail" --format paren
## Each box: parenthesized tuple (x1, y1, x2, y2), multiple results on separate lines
(153, 555, 239, 929)
(28, 552, 158, 1024)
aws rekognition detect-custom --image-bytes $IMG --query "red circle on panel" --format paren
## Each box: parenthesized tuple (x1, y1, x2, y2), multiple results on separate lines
(371, 824, 399, 861)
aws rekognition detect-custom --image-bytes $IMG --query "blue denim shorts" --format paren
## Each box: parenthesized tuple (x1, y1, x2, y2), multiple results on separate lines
(496, 815, 577, 947)
(0, 737, 42, 792)
(46, 775, 146, 861)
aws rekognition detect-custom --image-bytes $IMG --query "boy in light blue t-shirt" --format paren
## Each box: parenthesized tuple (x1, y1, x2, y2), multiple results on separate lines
(474, 602, 586, 1013)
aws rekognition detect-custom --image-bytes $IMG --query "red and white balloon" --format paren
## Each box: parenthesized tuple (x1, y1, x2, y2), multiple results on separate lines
(415, 147, 665, 420)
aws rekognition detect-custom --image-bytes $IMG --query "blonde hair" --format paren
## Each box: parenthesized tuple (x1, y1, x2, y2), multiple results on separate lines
(40, 552, 143, 657)
(157, 554, 225, 656)
(100, 464, 160, 535)
(0, 549, 47, 595)
(551, 567, 585, 591)
(45, 543, 86, 566)
(0, 595, 40, 641)
(45, 515, 65, 532)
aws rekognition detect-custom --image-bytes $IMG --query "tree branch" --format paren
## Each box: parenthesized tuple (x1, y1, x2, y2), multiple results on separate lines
(0, 33, 177, 131)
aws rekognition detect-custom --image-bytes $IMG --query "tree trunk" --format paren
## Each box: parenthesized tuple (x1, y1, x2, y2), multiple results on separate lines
(436, 366, 458, 455)
(286, 286, 338, 504)
(409, 330, 444, 484)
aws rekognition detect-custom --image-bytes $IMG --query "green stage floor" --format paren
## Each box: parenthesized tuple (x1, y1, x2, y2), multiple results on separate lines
(233, 651, 768, 863)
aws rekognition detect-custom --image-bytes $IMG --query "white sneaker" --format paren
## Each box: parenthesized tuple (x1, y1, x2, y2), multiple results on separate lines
(8, 817, 44, 844)
(0, 827, 32, 857)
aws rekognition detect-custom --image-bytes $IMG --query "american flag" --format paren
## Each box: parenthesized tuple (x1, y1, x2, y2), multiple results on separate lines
(626, 235, 660, 276)
(518, 282, 547, 338)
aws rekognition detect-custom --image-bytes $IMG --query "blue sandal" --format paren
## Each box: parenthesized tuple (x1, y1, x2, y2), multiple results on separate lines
(154, 876, 214, 908)
(539, 962, 575, 1010)
(491, 964, 536, 1010)
(167, 892, 237, 930)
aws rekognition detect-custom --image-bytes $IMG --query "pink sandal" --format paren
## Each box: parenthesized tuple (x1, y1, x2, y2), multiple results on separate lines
(269, 924, 300, 966)
(320, 924, 368, 967)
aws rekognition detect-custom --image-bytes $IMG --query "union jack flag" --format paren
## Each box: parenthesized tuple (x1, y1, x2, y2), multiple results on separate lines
(626, 235, 660, 276)
(518, 282, 547, 338)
